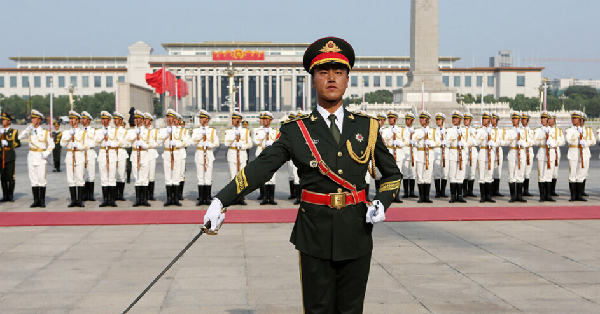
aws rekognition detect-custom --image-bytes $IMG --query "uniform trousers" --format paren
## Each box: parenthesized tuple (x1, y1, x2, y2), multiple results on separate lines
(478, 149, 495, 184)
(507, 149, 526, 183)
(524, 148, 534, 179)
(433, 148, 449, 180)
(27, 152, 47, 187)
(288, 160, 299, 184)
(448, 149, 466, 184)
(416, 151, 434, 185)
(148, 156, 157, 182)
(465, 147, 478, 180)
(299, 251, 371, 314)
(1, 161, 15, 182)
(98, 148, 117, 187)
(84, 149, 96, 182)
(553, 148, 560, 179)
(568, 157, 588, 183)
(401, 148, 415, 180)
(537, 148, 556, 183)
(228, 150, 248, 180)
(131, 151, 149, 186)
(195, 150, 214, 185)
(163, 151, 182, 186)
(65, 151, 85, 187)
(492, 147, 503, 180)
(116, 148, 128, 183)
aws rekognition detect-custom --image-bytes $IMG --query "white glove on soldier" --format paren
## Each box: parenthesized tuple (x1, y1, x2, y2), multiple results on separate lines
(166, 126, 173, 134)
(70, 129, 76, 136)
(42, 151, 50, 159)
(488, 140, 496, 148)
(580, 140, 587, 148)
(204, 198, 225, 231)
(366, 200, 385, 224)
(0, 129, 5, 135)
(546, 138, 556, 148)
(26, 125, 34, 132)
(393, 140, 402, 147)
(102, 128, 108, 136)
(517, 140, 525, 148)
(458, 141, 465, 148)
(441, 140, 448, 147)
(170, 140, 178, 148)
(70, 142, 79, 149)
(234, 129, 240, 136)
(1, 140, 7, 147)
(265, 140, 274, 146)
(424, 140, 433, 147)
(202, 141, 209, 148)
(135, 128, 140, 135)
(408, 127, 415, 134)
(236, 142, 243, 148)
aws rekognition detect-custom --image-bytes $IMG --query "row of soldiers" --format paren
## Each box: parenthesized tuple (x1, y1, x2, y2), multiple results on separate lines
(378, 109, 595, 203)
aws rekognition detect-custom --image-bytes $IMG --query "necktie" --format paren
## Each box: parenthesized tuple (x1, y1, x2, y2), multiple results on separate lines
(328, 114, 340, 144)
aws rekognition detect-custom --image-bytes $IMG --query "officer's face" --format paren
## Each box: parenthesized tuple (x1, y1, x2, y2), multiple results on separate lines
(464, 118, 472, 127)
(232, 118, 241, 127)
(541, 117, 548, 126)
(388, 117, 396, 126)
(405, 118, 413, 127)
(378, 119, 385, 128)
(419, 117, 429, 127)
(114, 119, 123, 127)
(135, 117, 143, 127)
(70, 118, 79, 128)
(512, 117, 520, 127)
(264, 119, 271, 128)
(199, 117, 208, 126)
(101, 118, 110, 127)
(548, 118, 555, 127)
(31, 117, 41, 127)
(145, 119, 152, 127)
(491, 118, 498, 127)
(482, 118, 490, 127)
(82, 118, 90, 127)
(572, 117, 580, 127)
(2, 120, 10, 128)
(435, 118, 444, 128)
(54, 125, 59, 130)
(452, 117, 460, 126)
(521, 118, 528, 127)
(166, 116, 174, 126)
(312, 64, 349, 103)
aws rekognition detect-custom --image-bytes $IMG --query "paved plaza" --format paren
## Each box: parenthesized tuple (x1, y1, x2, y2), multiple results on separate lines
(0, 140, 599, 313)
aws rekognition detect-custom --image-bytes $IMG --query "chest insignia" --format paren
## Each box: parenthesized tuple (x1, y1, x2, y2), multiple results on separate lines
(309, 160, 318, 168)
(355, 133, 364, 143)
(312, 139, 319, 144)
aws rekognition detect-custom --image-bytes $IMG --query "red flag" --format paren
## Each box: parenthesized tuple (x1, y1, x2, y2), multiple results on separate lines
(165, 71, 176, 96)
(177, 79, 189, 99)
(145, 68, 166, 94)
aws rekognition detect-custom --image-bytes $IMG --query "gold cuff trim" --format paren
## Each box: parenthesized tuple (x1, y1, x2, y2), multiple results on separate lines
(379, 179, 401, 193)
(235, 168, 248, 194)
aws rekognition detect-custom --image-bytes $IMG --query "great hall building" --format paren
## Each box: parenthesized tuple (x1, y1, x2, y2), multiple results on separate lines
(0, 41, 543, 116)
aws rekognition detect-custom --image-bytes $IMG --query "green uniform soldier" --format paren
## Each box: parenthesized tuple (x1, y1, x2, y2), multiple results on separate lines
(204, 37, 402, 314)
(52, 122, 62, 172)
(0, 113, 21, 202)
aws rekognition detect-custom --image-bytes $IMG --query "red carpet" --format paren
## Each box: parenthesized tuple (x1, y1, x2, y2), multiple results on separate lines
(1, 206, 599, 227)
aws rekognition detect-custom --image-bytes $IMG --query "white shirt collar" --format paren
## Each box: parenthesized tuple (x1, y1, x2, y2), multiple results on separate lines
(317, 105, 344, 132)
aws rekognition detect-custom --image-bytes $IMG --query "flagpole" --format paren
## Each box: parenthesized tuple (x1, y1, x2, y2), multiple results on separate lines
(361, 77, 365, 111)
(162, 65, 165, 114)
(49, 78, 53, 131)
(302, 77, 306, 111)
(543, 78, 548, 111)
(115, 80, 119, 113)
(480, 76, 484, 114)
(175, 80, 179, 113)
(238, 82, 242, 112)
(421, 78, 424, 111)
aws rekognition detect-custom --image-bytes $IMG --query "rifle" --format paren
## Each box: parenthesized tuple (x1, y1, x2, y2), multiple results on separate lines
(517, 130, 521, 170)
(457, 127, 462, 171)
(441, 128, 445, 168)
(71, 129, 76, 173)
(202, 129, 207, 172)
(410, 131, 414, 167)
(554, 127, 559, 167)
(487, 131, 492, 171)
(1, 130, 5, 169)
(526, 128, 530, 166)
(466, 128, 472, 167)
(496, 129, 500, 166)
(546, 129, 551, 169)
(170, 130, 174, 171)
(425, 130, 429, 170)
(580, 128, 584, 169)
(236, 129, 241, 172)
(105, 127, 109, 172)
(392, 127, 397, 161)
(136, 127, 140, 171)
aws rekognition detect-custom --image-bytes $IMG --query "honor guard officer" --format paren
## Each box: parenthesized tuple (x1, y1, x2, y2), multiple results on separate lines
(52, 122, 62, 172)
(0, 113, 20, 202)
(285, 111, 300, 201)
(204, 37, 402, 314)
(144, 113, 160, 201)
(521, 112, 535, 196)
(413, 110, 436, 203)
(61, 111, 90, 207)
(242, 120, 250, 167)
(580, 113, 595, 196)
(474, 111, 497, 203)
(535, 111, 558, 202)
(113, 112, 130, 201)
(19, 110, 54, 207)
(505, 111, 528, 203)
(433, 112, 449, 198)
(191, 109, 220, 205)
(177, 115, 190, 200)
(127, 110, 152, 207)
(401, 112, 418, 198)
(566, 111, 589, 201)
(490, 112, 506, 197)
(158, 109, 188, 206)
(462, 112, 478, 198)
(380, 110, 404, 203)
(95, 111, 118, 207)
(445, 111, 467, 203)
(252, 112, 267, 201)
(373, 113, 387, 192)
(81, 111, 97, 201)
(223, 111, 252, 205)
(548, 112, 564, 197)
(253, 111, 280, 205)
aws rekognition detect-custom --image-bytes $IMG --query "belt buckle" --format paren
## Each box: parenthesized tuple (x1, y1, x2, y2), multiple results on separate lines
(330, 192, 346, 209)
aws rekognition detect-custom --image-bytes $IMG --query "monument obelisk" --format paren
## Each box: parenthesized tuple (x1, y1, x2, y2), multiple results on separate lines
(395, 0, 458, 115)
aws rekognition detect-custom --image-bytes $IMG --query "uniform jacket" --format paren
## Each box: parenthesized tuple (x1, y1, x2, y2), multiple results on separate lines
(412, 126, 439, 163)
(504, 127, 529, 162)
(253, 126, 279, 156)
(534, 127, 558, 162)
(19, 126, 54, 166)
(445, 125, 467, 162)
(0, 128, 21, 164)
(215, 108, 402, 261)
(191, 126, 220, 163)
(224, 127, 252, 163)
(52, 131, 62, 152)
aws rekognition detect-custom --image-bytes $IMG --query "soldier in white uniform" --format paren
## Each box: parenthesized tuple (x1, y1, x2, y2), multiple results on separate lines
(60, 111, 89, 207)
(462, 112, 478, 198)
(534, 111, 558, 202)
(144, 113, 160, 201)
(191, 110, 220, 206)
(285, 112, 300, 201)
(412, 110, 436, 203)
(521, 112, 535, 197)
(474, 111, 497, 203)
(253, 111, 279, 205)
(445, 111, 467, 203)
(127, 110, 152, 207)
(547, 112, 563, 197)
(80, 111, 97, 201)
(580, 113, 595, 197)
(113, 112, 130, 201)
(224, 111, 253, 205)
(158, 109, 189, 206)
(373, 113, 387, 193)
(565, 111, 590, 201)
(490, 112, 506, 197)
(401, 112, 418, 198)
(380, 110, 404, 203)
(95, 111, 118, 207)
(19, 110, 54, 207)
(433, 112, 449, 198)
(253, 112, 267, 201)
(504, 111, 528, 203)
(177, 114, 190, 200)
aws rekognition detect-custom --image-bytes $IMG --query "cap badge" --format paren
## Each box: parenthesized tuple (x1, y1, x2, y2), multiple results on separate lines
(320, 41, 341, 53)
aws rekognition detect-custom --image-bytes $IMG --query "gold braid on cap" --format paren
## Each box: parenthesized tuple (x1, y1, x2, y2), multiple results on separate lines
(346, 118, 378, 179)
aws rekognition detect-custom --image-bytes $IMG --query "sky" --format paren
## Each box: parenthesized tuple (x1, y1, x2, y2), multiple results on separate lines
(2, 0, 599, 79)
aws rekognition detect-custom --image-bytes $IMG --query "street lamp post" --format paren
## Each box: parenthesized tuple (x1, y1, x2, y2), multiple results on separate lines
(68, 84, 75, 111)
(223, 62, 240, 114)
(559, 94, 567, 112)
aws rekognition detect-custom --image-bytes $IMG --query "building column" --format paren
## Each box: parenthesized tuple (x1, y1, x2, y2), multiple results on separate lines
(276, 69, 281, 112)
(243, 69, 249, 112)
(255, 73, 260, 112)
(268, 72, 273, 111)
(306, 75, 312, 110)
(291, 68, 297, 111)
(197, 74, 202, 111)
(215, 72, 220, 112)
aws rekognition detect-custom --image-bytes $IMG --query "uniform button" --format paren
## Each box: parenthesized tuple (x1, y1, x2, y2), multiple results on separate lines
(338, 151, 342, 157)
(338, 169, 343, 175)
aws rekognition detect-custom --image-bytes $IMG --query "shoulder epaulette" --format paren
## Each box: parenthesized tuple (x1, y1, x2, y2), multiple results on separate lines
(353, 111, 375, 120)
(282, 114, 311, 125)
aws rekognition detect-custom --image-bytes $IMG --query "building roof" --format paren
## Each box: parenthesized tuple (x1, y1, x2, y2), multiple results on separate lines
(162, 41, 310, 49)
(356, 56, 460, 62)
(9, 56, 127, 62)
(442, 67, 544, 72)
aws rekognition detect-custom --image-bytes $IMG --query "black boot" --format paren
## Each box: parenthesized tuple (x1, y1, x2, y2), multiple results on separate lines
(434, 179, 441, 198)
(141, 186, 150, 206)
(82, 182, 89, 201)
(394, 185, 403, 203)
(569, 182, 576, 202)
(88, 182, 96, 201)
(39, 187, 46, 208)
(455, 183, 466, 203)
(577, 182, 587, 201)
(293, 185, 301, 205)
(440, 179, 448, 198)
(99, 187, 109, 207)
(493, 179, 504, 197)
(485, 182, 496, 203)
(172, 185, 182, 206)
(260, 184, 270, 205)
(110, 186, 117, 207)
(77, 186, 85, 207)
(581, 179, 589, 197)
(516, 182, 527, 202)
(467, 180, 477, 197)
(479, 183, 486, 203)
(508, 182, 516, 203)
(238, 196, 247, 205)
(538, 182, 545, 202)
(196, 186, 204, 206)
(133, 186, 141, 207)
(424, 184, 433, 203)
(126, 170, 131, 184)
(204, 185, 212, 205)
(365, 184, 370, 202)
(417, 184, 424, 203)
(68, 187, 77, 207)
(164, 186, 172, 206)
(550, 178, 559, 197)
(269, 185, 278, 205)
(8, 180, 15, 202)
(0, 181, 8, 202)
(523, 178, 533, 196)
(288, 181, 296, 199)
(449, 183, 456, 203)
(402, 179, 409, 198)
(116, 182, 125, 201)
(409, 179, 418, 198)
(148, 181, 156, 201)
(545, 182, 556, 202)
(257, 185, 265, 200)
(179, 181, 185, 200)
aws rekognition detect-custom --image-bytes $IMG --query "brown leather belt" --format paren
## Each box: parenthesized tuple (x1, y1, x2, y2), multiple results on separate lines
(301, 189, 367, 210)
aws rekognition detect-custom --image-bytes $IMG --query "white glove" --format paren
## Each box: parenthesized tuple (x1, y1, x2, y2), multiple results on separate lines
(424, 140, 433, 147)
(70, 142, 79, 149)
(409, 140, 416, 146)
(547, 139, 556, 148)
(42, 151, 50, 159)
(102, 128, 108, 136)
(393, 140, 402, 147)
(236, 142, 243, 148)
(488, 140, 496, 148)
(0, 129, 4, 135)
(135, 128, 140, 135)
(234, 129, 240, 136)
(70, 129, 76, 135)
(265, 140, 274, 146)
(202, 141, 209, 148)
(441, 140, 448, 147)
(101, 141, 108, 148)
(170, 140, 178, 147)
(366, 200, 385, 224)
(1, 140, 7, 147)
(457, 128, 463, 135)
(408, 127, 415, 134)
(109, 141, 117, 148)
(26, 125, 34, 132)
(204, 198, 225, 232)
(166, 126, 172, 134)
(580, 140, 587, 148)
(458, 141, 465, 148)
(517, 140, 525, 148)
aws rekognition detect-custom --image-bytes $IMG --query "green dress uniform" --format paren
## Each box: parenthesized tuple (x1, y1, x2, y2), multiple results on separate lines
(0, 113, 21, 202)
(52, 126, 62, 172)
